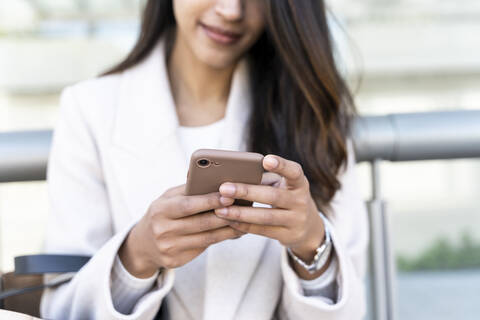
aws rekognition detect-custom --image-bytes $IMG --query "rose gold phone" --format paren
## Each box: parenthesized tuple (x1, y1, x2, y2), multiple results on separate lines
(185, 149, 264, 206)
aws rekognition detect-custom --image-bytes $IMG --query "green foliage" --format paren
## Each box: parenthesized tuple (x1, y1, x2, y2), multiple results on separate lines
(397, 230, 480, 271)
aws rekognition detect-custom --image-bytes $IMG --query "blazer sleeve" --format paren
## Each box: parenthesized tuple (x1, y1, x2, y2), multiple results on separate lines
(40, 87, 175, 320)
(277, 139, 369, 320)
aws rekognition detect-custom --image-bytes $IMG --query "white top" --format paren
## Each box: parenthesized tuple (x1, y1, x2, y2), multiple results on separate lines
(177, 117, 227, 168)
(110, 118, 339, 314)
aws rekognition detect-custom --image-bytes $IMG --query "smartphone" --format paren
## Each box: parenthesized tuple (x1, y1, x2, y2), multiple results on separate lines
(185, 149, 265, 206)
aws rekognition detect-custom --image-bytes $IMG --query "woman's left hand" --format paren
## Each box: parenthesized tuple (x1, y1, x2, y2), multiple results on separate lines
(215, 154, 325, 263)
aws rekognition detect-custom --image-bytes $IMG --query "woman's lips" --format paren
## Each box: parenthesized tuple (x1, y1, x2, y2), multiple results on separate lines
(200, 23, 242, 45)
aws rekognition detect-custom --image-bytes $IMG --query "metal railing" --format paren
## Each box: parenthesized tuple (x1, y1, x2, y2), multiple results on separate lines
(1, 110, 480, 319)
(353, 110, 480, 320)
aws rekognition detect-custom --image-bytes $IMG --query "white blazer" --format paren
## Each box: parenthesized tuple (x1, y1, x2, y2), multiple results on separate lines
(40, 33, 369, 320)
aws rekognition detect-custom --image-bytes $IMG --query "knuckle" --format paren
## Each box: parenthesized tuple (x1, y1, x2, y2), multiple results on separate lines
(203, 232, 219, 246)
(231, 228, 243, 238)
(238, 184, 249, 198)
(207, 194, 219, 208)
(162, 257, 178, 269)
(199, 214, 214, 230)
(262, 210, 274, 225)
(241, 223, 252, 233)
(292, 163, 304, 179)
(254, 224, 266, 235)
(163, 187, 175, 197)
(295, 212, 308, 226)
(180, 197, 194, 213)
(157, 241, 175, 256)
(303, 176, 310, 189)
(233, 229, 245, 238)
(145, 210, 156, 226)
(170, 258, 181, 268)
(269, 190, 280, 204)
(230, 206, 242, 220)
(151, 221, 176, 240)
(151, 223, 165, 239)
(149, 200, 164, 215)
(230, 221, 243, 231)
(296, 194, 309, 207)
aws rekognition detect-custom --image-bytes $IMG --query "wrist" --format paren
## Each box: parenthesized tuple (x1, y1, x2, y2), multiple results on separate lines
(287, 213, 333, 280)
(118, 227, 158, 279)
(290, 214, 325, 262)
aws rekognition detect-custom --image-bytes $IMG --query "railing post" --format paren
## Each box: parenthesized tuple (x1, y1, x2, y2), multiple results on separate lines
(367, 159, 397, 320)
(0, 199, 3, 271)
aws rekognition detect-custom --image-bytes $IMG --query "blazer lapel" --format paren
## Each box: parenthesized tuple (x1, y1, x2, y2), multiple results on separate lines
(109, 35, 186, 223)
(108, 33, 268, 320)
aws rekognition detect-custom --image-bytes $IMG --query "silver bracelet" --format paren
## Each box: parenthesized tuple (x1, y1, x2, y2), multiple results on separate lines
(287, 213, 333, 274)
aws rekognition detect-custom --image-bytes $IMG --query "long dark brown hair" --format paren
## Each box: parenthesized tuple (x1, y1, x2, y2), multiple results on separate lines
(104, 0, 356, 215)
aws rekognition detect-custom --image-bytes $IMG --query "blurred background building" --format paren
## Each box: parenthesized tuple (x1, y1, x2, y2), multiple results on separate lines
(0, 0, 479, 319)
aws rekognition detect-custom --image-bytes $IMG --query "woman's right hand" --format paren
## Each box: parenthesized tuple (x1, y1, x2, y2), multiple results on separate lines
(118, 184, 243, 278)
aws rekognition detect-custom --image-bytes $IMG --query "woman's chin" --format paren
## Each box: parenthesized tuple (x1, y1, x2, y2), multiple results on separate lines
(195, 48, 240, 70)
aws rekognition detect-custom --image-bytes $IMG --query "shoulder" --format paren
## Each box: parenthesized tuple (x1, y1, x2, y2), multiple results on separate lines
(62, 72, 123, 111)
(58, 72, 124, 132)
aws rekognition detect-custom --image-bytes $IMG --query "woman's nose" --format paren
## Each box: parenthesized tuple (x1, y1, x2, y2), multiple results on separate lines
(215, 0, 244, 21)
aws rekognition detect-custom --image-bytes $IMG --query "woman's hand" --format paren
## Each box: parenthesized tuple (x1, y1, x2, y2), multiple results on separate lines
(214, 155, 326, 272)
(119, 185, 244, 278)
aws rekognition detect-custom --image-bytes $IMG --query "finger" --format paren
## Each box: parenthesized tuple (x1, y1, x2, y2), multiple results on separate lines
(261, 172, 282, 186)
(176, 211, 232, 234)
(178, 226, 245, 250)
(163, 184, 186, 198)
(228, 221, 286, 240)
(165, 192, 235, 218)
(214, 206, 292, 227)
(219, 182, 294, 209)
(263, 155, 307, 189)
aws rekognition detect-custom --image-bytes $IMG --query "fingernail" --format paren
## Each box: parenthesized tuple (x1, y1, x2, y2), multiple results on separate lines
(265, 156, 278, 168)
(216, 207, 228, 216)
(220, 183, 236, 196)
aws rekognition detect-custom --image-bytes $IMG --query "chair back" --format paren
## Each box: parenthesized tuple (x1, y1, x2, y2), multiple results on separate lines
(0, 271, 43, 317)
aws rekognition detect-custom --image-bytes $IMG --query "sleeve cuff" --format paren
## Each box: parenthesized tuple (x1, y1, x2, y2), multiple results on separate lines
(299, 253, 339, 301)
(110, 254, 161, 314)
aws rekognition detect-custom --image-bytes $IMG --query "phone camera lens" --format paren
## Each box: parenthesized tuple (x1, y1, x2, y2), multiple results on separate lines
(197, 158, 210, 168)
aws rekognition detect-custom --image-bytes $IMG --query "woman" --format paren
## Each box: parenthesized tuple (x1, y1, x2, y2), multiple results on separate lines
(41, 0, 369, 319)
